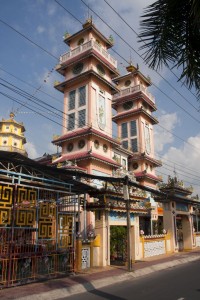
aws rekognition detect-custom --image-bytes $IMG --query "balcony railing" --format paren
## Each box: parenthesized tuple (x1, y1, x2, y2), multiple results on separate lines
(60, 40, 117, 68)
(113, 84, 155, 104)
(0, 145, 27, 155)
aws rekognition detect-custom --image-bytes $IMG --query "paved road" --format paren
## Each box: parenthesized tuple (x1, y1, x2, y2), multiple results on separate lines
(60, 259, 200, 300)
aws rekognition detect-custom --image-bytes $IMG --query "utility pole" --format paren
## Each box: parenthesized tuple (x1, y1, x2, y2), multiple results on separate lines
(123, 175, 132, 271)
(83, 193, 87, 240)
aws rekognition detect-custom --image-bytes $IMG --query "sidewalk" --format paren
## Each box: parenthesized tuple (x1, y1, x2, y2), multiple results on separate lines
(1, 249, 200, 300)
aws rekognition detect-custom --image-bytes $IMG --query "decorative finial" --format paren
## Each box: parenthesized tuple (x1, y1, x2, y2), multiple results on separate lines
(126, 51, 137, 72)
(126, 64, 136, 73)
(63, 31, 71, 39)
(109, 35, 114, 44)
(10, 112, 15, 119)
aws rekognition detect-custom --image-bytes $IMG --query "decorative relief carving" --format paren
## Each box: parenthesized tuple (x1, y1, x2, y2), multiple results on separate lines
(0, 185, 13, 225)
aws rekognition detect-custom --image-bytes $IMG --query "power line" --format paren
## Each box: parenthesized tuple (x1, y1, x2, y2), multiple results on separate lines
(0, 66, 63, 105)
(103, 0, 199, 106)
(1, 3, 200, 187)
(0, 18, 58, 61)
(80, 0, 200, 124)
(53, 2, 200, 153)
(2, 81, 200, 187)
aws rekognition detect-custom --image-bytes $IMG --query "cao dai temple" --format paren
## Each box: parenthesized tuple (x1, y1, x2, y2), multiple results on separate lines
(0, 18, 200, 287)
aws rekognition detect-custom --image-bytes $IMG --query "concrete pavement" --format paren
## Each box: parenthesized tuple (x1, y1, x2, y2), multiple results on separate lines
(1, 249, 200, 300)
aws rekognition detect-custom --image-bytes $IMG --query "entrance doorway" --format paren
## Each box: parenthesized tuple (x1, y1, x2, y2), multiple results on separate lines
(110, 226, 127, 265)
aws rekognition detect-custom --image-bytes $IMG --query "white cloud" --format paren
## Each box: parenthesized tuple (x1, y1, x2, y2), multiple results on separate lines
(47, 3, 57, 16)
(25, 142, 39, 159)
(47, 142, 58, 154)
(37, 25, 45, 34)
(160, 135, 200, 196)
(154, 112, 179, 152)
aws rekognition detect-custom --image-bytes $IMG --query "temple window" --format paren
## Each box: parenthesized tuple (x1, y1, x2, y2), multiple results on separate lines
(121, 122, 128, 138)
(68, 113, 75, 131)
(68, 90, 76, 110)
(131, 138, 138, 152)
(77, 38, 84, 45)
(122, 140, 128, 150)
(78, 109, 86, 127)
(78, 86, 86, 107)
(130, 120, 137, 136)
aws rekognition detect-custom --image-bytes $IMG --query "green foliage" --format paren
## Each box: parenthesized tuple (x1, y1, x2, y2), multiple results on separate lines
(139, 0, 200, 98)
(110, 226, 127, 258)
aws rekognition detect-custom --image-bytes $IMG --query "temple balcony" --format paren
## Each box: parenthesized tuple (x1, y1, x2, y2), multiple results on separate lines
(59, 40, 117, 69)
(0, 145, 28, 156)
(113, 84, 155, 104)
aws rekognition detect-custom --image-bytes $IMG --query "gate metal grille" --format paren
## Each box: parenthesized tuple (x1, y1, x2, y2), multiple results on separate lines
(0, 183, 75, 288)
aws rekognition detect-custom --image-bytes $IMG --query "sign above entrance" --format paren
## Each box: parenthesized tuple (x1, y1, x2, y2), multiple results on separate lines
(176, 203, 189, 212)
(109, 211, 134, 222)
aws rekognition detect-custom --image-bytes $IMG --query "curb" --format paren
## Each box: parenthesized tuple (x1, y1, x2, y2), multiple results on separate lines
(16, 255, 200, 300)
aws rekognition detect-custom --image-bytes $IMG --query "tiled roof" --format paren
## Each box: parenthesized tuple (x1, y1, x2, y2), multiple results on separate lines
(134, 171, 161, 182)
(53, 151, 120, 167)
(112, 107, 158, 124)
(52, 127, 121, 145)
(129, 154, 162, 167)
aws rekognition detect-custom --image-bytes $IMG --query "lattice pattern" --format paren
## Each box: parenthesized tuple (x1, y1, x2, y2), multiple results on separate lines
(38, 203, 56, 238)
(0, 185, 13, 225)
(144, 240, 165, 258)
(16, 209, 36, 226)
(0, 183, 74, 288)
(17, 187, 37, 206)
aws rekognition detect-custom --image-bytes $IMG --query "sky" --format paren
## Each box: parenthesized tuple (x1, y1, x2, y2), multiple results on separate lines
(1, 0, 200, 196)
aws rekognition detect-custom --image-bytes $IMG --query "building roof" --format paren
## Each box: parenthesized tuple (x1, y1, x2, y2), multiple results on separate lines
(0, 150, 97, 195)
(134, 171, 162, 183)
(52, 151, 121, 168)
(112, 107, 158, 124)
(0, 113, 25, 132)
(54, 70, 119, 93)
(64, 20, 114, 49)
(129, 153, 162, 167)
(52, 127, 121, 146)
(112, 90, 156, 111)
(56, 49, 119, 77)
(113, 67, 151, 86)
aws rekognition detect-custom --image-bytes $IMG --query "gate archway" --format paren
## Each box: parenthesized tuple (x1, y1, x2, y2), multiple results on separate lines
(110, 226, 127, 265)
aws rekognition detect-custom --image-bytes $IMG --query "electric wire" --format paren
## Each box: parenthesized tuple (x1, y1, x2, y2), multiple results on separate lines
(1, 3, 200, 188)
(0, 18, 58, 60)
(80, 0, 200, 123)
(2, 84, 200, 187)
(103, 0, 199, 106)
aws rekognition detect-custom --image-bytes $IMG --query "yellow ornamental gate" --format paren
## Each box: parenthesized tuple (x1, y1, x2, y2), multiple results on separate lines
(0, 183, 75, 288)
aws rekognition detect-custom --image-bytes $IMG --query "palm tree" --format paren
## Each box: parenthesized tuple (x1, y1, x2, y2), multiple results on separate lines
(139, 0, 200, 98)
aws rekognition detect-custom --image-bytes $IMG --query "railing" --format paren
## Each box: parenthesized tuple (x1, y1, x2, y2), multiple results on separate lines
(0, 146, 27, 155)
(113, 84, 155, 104)
(0, 183, 75, 288)
(60, 40, 117, 68)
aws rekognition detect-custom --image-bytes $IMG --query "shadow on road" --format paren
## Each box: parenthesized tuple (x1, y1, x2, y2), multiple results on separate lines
(55, 275, 126, 300)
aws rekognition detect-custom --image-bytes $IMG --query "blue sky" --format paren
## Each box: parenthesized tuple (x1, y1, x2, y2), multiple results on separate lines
(1, 0, 200, 196)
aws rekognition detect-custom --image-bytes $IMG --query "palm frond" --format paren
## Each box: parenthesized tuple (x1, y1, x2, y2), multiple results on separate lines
(139, 0, 200, 99)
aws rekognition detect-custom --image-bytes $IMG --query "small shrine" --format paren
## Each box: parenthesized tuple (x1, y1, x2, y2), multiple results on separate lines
(157, 176, 200, 252)
(0, 112, 27, 156)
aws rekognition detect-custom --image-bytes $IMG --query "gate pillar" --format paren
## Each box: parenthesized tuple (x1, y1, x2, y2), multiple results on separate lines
(94, 210, 108, 266)
(163, 202, 177, 252)
(75, 238, 82, 271)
